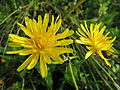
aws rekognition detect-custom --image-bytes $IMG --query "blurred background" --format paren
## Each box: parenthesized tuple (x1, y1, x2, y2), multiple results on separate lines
(0, 0, 120, 90)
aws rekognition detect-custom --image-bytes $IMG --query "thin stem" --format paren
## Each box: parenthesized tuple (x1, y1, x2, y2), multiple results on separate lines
(86, 62, 100, 90)
(3, 22, 16, 55)
(22, 78, 25, 90)
(89, 59, 113, 90)
(69, 60, 79, 90)
(0, 9, 19, 25)
(64, 0, 86, 18)
(29, 76, 36, 90)
(0, 1, 33, 25)
(93, 57, 120, 90)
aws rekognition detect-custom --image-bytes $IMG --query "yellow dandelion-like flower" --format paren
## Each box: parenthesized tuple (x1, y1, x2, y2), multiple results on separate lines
(6, 14, 74, 78)
(76, 21, 116, 67)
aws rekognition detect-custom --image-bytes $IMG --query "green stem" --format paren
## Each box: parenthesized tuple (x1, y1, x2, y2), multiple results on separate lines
(0, 9, 19, 25)
(69, 60, 79, 90)
(64, 0, 86, 18)
(3, 22, 17, 55)
(22, 78, 25, 90)
(88, 60, 113, 90)
(93, 58, 120, 90)
(87, 63, 100, 90)
(0, 1, 34, 25)
(29, 76, 36, 90)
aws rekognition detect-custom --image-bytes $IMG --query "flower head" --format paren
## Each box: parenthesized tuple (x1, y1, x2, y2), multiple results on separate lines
(0, 58, 6, 63)
(76, 21, 116, 66)
(7, 14, 74, 78)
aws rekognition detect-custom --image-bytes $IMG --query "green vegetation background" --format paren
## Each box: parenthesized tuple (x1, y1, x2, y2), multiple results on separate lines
(0, 0, 120, 90)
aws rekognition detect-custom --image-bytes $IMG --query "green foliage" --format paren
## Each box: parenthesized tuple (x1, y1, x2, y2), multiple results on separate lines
(65, 61, 79, 86)
(0, 0, 120, 90)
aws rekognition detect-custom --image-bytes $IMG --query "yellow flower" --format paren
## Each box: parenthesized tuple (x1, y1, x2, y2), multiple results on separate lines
(76, 21, 116, 66)
(6, 14, 74, 78)
(0, 58, 6, 63)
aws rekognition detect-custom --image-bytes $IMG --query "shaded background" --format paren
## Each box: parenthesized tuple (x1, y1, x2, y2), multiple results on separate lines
(0, 0, 120, 90)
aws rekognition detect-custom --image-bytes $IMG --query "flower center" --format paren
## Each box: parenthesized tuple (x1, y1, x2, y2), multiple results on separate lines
(32, 37, 47, 51)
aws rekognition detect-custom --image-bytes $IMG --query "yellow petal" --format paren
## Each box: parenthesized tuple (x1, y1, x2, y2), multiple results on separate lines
(47, 15, 54, 34)
(76, 31, 81, 36)
(44, 55, 52, 64)
(90, 24, 94, 38)
(40, 54, 48, 78)
(84, 21, 89, 31)
(80, 24, 90, 36)
(55, 29, 74, 40)
(27, 54, 39, 70)
(51, 47, 73, 54)
(17, 22, 32, 37)
(98, 51, 111, 67)
(80, 37, 91, 45)
(86, 46, 93, 50)
(104, 59, 111, 67)
(19, 49, 32, 55)
(97, 22, 102, 30)
(100, 26, 106, 35)
(17, 55, 34, 71)
(38, 15, 42, 25)
(56, 15, 60, 22)
(77, 28, 87, 38)
(9, 34, 30, 43)
(6, 49, 32, 55)
(32, 19, 39, 35)
(1, 58, 6, 63)
(25, 17, 30, 29)
(21, 44, 33, 48)
(37, 15, 43, 34)
(54, 19, 62, 34)
(24, 18, 34, 35)
(29, 19, 35, 35)
(43, 13, 49, 33)
(101, 45, 112, 51)
(93, 24, 98, 32)
(105, 32, 110, 37)
(8, 42, 22, 47)
(6, 50, 20, 54)
(49, 53, 64, 64)
(75, 40, 84, 44)
(42, 52, 51, 64)
(109, 37, 116, 43)
(54, 39, 73, 46)
(90, 24, 93, 33)
(25, 17, 35, 35)
(85, 50, 95, 59)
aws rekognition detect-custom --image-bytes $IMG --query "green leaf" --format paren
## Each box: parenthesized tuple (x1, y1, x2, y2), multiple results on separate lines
(101, 11, 119, 25)
(64, 62, 79, 86)
(19, 69, 27, 79)
(45, 72, 53, 89)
